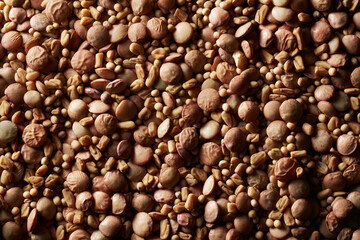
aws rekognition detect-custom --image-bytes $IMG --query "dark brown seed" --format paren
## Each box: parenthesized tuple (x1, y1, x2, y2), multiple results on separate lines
(274, 157, 298, 182)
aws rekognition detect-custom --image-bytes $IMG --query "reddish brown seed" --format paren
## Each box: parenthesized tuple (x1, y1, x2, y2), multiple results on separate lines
(158, 0, 175, 10)
(274, 157, 298, 182)
(311, 0, 332, 11)
(21, 144, 43, 164)
(132, 193, 154, 212)
(9, 7, 26, 23)
(159, 62, 183, 84)
(203, 175, 216, 196)
(71, 49, 95, 74)
(1, 31, 22, 52)
(94, 113, 117, 135)
(209, 7, 229, 27)
(99, 216, 122, 237)
(133, 126, 154, 147)
(104, 170, 126, 192)
(311, 129, 333, 153)
(30, 13, 51, 31)
(66, 171, 89, 193)
(109, 24, 128, 43)
(314, 85, 335, 101)
(159, 167, 180, 188)
(45, 0, 70, 22)
(106, 79, 126, 94)
(36, 197, 56, 220)
(2, 222, 22, 240)
(328, 12, 348, 29)
(131, 143, 153, 165)
(332, 199, 353, 219)
(266, 120, 289, 142)
(351, 67, 360, 88)
(87, 25, 110, 49)
(22, 124, 47, 148)
(311, 21, 332, 44)
(235, 22, 253, 38)
(146, 18, 168, 40)
(238, 101, 259, 123)
(131, 0, 152, 15)
(274, 28, 297, 52)
(4, 187, 23, 207)
(291, 199, 312, 220)
(218, 34, 239, 52)
(197, 88, 220, 112)
(279, 99, 303, 122)
(67, 99, 88, 121)
(322, 171, 346, 191)
(235, 192, 251, 213)
(27, 209, 38, 232)
(173, 22, 193, 44)
(342, 35, 360, 55)
(111, 193, 127, 215)
(26, 46, 49, 71)
(179, 127, 198, 151)
(128, 23, 147, 43)
(224, 127, 247, 152)
(93, 191, 111, 213)
(184, 50, 207, 73)
(75, 191, 93, 211)
(337, 134, 358, 156)
(182, 103, 203, 127)
(327, 53, 347, 67)
(5, 83, 27, 105)
(263, 101, 281, 121)
(115, 99, 137, 121)
(216, 62, 237, 84)
(23, 90, 42, 108)
(157, 118, 171, 138)
(200, 142, 222, 166)
(132, 212, 153, 237)
(204, 200, 220, 223)
(234, 215, 253, 234)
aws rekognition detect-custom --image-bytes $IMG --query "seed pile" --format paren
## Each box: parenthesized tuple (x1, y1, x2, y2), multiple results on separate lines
(0, 0, 360, 239)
